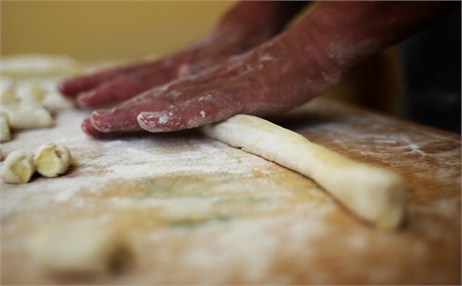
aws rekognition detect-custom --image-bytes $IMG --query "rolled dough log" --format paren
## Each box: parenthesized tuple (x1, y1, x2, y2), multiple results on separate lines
(201, 115, 407, 229)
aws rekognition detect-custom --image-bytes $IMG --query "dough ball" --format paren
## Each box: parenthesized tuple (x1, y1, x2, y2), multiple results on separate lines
(34, 143, 71, 177)
(31, 223, 128, 274)
(1, 150, 36, 184)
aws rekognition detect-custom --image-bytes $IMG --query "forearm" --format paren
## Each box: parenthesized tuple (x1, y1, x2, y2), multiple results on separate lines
(301, 1, 459, 72)
(216, 1, 309, 47)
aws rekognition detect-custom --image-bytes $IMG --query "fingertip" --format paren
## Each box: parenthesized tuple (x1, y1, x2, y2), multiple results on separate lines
(137, 109, 202, 133)
(57, 79, 77, 98)
(138, 111, 183, 133)
(89, 109, 113, 132)
(81, 118, 105, 137)
(137, 111, 165, 133)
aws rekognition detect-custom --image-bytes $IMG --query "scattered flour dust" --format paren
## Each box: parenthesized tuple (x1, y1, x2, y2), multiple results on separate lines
(1, 108, 339, 284)
(141, 206, 334, 283)
(158, 113, 170, 124)
(290, 99, 461, 181)
(0, 109, 281, 215)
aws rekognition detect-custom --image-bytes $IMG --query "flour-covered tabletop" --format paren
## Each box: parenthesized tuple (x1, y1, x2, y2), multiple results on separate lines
(1, 95, 460, 284)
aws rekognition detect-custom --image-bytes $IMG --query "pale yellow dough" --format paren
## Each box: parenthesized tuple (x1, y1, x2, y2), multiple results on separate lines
(34, 143, 72, 177)
(201, 115, 407, 229)
(1, 150, 36, 184)
(31, 223, 127, 274)
(0, 112, 11, 142)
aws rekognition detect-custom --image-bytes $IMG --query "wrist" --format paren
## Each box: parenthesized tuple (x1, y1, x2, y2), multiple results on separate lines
(214, 2, 307, 49)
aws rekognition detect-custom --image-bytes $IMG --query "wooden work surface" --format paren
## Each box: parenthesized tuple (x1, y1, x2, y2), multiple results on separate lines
(1, 98, 460, 285)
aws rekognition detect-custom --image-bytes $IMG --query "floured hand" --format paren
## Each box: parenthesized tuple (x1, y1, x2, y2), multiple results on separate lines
(69, 2, 456, 137)
(58, 2, 305, 108)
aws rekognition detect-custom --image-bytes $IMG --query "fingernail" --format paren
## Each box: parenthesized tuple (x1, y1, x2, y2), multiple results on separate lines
(77, 91, 94, 106)
(137, 111, 168, 132)
(81, 118, 103, 137)
(92, 109, 112, 118)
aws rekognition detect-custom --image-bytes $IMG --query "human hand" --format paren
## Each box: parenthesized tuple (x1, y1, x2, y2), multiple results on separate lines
(58, 2, 306, 108)
(75, 1, 456, 137)
(58, 32, 253, 107)
(80, 28, 338, 137)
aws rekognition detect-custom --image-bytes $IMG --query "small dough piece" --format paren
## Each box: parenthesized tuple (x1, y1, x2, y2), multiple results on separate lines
(0, 80, 18, 105)
(7, 103, 53, 130)
(1, 150, 36, 184)
(42, 91, 75, 113)
(201, 115, 407, 229)
(34, 143, 71, 177)
(32, 223, 126, 274)
(16, 81, 45, 103)
(0, 54, 79, 77)
(0, 112, 11, 142)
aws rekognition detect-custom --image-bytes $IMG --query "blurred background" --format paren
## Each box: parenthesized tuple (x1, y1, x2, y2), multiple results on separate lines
(2, 1, 460, 133)
(1, 1, 234, 61)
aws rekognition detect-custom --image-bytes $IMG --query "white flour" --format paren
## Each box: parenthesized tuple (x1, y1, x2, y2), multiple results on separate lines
(0, 109, 285, 215)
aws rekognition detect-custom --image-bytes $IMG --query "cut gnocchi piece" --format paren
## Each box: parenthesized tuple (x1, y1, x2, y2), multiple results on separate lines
(42, 91, 75, 113)
(1, 150, 36, 184)
(15, 81, 46, 103)
(32, 223, 128, 274)
(34, 143, 71, 177)
(6, 103, 54, 130)
(0, 112, 11, 142)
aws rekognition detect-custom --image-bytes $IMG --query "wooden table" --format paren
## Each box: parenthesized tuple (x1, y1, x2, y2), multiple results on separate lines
(1, 98, 460, 284)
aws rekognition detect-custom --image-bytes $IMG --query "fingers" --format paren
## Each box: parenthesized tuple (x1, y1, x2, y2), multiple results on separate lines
(85, 82, 198, 134)
(137, 93, 239, 133)
(87, 97, 166, 134)
(176, 59, 224, 78)
(81, 118, 107, 138)
(59, 55, 217, 103)
(76, 69, 174, 107)
(89, 108, 143, 134)
(80, 45, 280, 137)
(58, 70, 120, 98)
(58, 62, 154, 98)
(81, 56, 257, 136)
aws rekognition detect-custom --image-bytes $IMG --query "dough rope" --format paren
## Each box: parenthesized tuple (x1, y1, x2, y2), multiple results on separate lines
(201, 114, 407, 229)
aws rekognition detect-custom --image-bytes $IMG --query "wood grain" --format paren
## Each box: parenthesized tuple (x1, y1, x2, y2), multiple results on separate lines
(1, 98, 460, 284)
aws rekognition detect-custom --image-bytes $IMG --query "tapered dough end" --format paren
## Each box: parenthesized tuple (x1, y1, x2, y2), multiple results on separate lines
(201, 114, 407, 230)
(1, 150, 36, 184)
(34, 143, 72, 177)
(370, 171, 407, 229)
(331, 165, 407, 229)
(301, 141, 407, 229)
